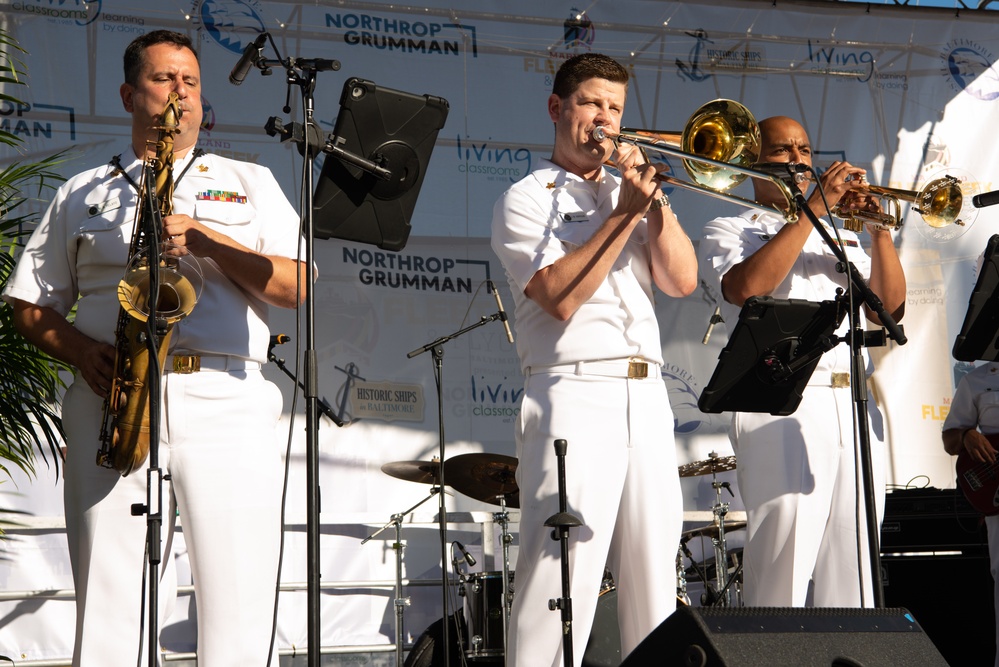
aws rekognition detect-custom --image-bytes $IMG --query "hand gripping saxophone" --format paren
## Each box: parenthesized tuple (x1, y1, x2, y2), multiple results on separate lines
(97, 93, 201, 475)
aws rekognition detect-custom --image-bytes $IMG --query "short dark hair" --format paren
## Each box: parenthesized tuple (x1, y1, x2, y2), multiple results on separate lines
(123, 30, 199, 85)
(552, 53, 629, 99)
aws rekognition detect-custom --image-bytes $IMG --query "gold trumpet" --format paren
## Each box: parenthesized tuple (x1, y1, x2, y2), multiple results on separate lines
(595, 99, 798, 222)
(832, 174, 969, 234)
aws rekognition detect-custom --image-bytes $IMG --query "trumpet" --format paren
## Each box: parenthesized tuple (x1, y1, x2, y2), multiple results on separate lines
(595, 99, 799, 223)
(831, 173, 973, 235)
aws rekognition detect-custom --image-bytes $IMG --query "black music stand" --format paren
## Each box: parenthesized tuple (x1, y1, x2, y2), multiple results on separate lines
(698, 296, 845, 415)
(953, 234, 999, 362)
(313, 77, 449, 251)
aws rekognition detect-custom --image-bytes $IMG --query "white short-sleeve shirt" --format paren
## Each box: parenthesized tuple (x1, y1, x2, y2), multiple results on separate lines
(3, 148, 307, 363)
(490, 159, 663, 371)
(699, 209, 874, 374)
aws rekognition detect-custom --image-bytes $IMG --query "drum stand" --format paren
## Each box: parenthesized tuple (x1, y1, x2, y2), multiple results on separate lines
(493, 495, 514, 659)
(362, 488, 442, 666)
(707, 473, 735, 607)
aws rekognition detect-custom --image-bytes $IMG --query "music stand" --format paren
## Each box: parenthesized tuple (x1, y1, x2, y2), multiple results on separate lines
(698, 296, 845, 415)
(953, 234, 999, 362)
(313, 77, 449, 251)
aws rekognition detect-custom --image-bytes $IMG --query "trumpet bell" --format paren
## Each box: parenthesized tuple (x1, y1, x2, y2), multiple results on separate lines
(681, 99, 761, 192)
(920, 176, 964, 228)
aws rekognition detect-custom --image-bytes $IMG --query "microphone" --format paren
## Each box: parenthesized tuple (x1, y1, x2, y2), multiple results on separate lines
(701, 306, 723, 345)
(973, 190, 999, 208)
(454, 541, 476, 567)
(268, 333, 290, 355)
(229, 32, 268, 86)
(488, 280, 515, 344)
(751, 162, 810, 183)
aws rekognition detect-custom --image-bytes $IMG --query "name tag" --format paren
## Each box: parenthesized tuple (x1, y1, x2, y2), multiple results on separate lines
(87, 198, 120, 218)
(562, 212, 588, 223)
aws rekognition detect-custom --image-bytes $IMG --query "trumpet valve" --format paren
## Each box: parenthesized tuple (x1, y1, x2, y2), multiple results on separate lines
(842, 217, 864, 234)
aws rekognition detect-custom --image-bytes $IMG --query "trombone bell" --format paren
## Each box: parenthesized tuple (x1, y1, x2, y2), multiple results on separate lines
(594, 98, 797, 223)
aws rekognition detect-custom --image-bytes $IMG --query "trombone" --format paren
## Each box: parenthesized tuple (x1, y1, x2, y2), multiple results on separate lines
(595, 99, 799, 223)
(831, 173, 973, 235)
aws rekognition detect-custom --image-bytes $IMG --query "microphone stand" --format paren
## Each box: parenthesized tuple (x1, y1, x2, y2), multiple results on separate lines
(129, 163, 167, 667)
(775, 165, 907, 607)
(244, 39, 363, 667)
(544, 438, 582, 667)
(407, 307, 511, 666)
(267, 336, 342, 426)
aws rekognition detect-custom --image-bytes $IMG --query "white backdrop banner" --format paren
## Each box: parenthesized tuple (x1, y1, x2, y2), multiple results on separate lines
(2, 0, 999, 660)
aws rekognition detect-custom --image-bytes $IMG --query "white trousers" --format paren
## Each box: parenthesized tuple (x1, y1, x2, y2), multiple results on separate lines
(732, 384, 886, 607)
(62, 370, 284, 667)
(507, 372, 682, 667)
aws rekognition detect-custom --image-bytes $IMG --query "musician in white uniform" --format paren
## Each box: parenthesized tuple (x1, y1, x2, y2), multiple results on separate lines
(698, 116, 906, 607)
(3, 31, 308, 667)
(491, 53, 698, 666)
(942, 362, 999, 667)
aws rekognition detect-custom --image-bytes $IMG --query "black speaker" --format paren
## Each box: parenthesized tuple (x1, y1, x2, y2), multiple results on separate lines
(620, 606, 948, 666)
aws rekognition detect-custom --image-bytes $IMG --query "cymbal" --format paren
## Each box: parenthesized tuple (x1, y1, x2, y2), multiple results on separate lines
(444, 453, 519, 508)
(680, 520, 747, 543)
(678, 455, 737, 478)
(380, 459, 442, 485)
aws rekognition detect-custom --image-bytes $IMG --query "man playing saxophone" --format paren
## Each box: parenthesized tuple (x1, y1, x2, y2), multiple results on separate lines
(3, 30, 308, 666)
(698, 116, 905, 608)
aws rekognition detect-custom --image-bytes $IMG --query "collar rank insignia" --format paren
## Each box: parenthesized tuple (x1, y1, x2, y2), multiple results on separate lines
(197, 164, 209, 173)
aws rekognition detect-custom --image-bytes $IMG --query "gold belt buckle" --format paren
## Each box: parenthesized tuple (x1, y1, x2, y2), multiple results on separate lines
(831, 372, 850, 388)
(628, 359, 649, 379)
(172, 355, 201, 374)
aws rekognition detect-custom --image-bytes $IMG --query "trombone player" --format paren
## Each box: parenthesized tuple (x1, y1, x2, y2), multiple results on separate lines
(698, 116, 906, 608)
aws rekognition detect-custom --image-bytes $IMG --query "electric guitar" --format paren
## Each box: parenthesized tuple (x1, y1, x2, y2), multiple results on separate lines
(956, 432, 999, 516)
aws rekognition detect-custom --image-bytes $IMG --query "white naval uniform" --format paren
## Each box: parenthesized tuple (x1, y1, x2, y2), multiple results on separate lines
(699, 209, 887, 607)
(491, 159, 682, 667)
(942, 362, 999, 667)
(3, 148, 306, 667)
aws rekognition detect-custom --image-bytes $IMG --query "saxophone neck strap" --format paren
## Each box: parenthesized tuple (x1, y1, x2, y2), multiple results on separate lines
(110, 148, 206, 194)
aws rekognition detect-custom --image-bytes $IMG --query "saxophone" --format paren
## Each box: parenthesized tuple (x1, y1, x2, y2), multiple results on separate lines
(96, 93, 200, 475)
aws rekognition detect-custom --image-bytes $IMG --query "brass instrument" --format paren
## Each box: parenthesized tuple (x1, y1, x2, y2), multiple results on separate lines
(832, 173, 975, 236)
(97, 93, 200, 476)
(594, 99, 798, 223)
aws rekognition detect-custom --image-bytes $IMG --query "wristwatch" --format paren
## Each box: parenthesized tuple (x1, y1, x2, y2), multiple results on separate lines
(649, 192, 670, 211)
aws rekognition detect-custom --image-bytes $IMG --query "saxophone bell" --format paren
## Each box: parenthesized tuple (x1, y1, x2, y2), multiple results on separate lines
(118, 247, 202, 324)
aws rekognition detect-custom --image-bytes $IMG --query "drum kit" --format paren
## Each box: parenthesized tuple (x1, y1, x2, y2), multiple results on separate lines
(677, 451, 745, 608)
(378, 450, 744, 665)
(376, 453, 518, 665)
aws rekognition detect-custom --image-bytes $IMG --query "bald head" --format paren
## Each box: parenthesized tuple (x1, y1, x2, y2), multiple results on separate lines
(753, 116, 813, 203)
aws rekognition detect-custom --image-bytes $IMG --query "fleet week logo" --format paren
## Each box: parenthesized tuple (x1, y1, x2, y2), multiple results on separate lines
(940, 38, 999, 101)
(190, 0, 267, 54)
(325, 10, 478, 57)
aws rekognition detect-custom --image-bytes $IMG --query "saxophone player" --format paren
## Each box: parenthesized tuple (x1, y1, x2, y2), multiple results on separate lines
(3, 30, 308, 667)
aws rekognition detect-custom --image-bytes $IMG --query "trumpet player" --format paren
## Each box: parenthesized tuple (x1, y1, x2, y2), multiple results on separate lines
(699, 116, 905, 608)
(3, 31, 309, 666)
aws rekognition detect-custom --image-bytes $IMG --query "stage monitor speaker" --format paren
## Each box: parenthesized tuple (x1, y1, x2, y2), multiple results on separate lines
(620, 606, 948, 667)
